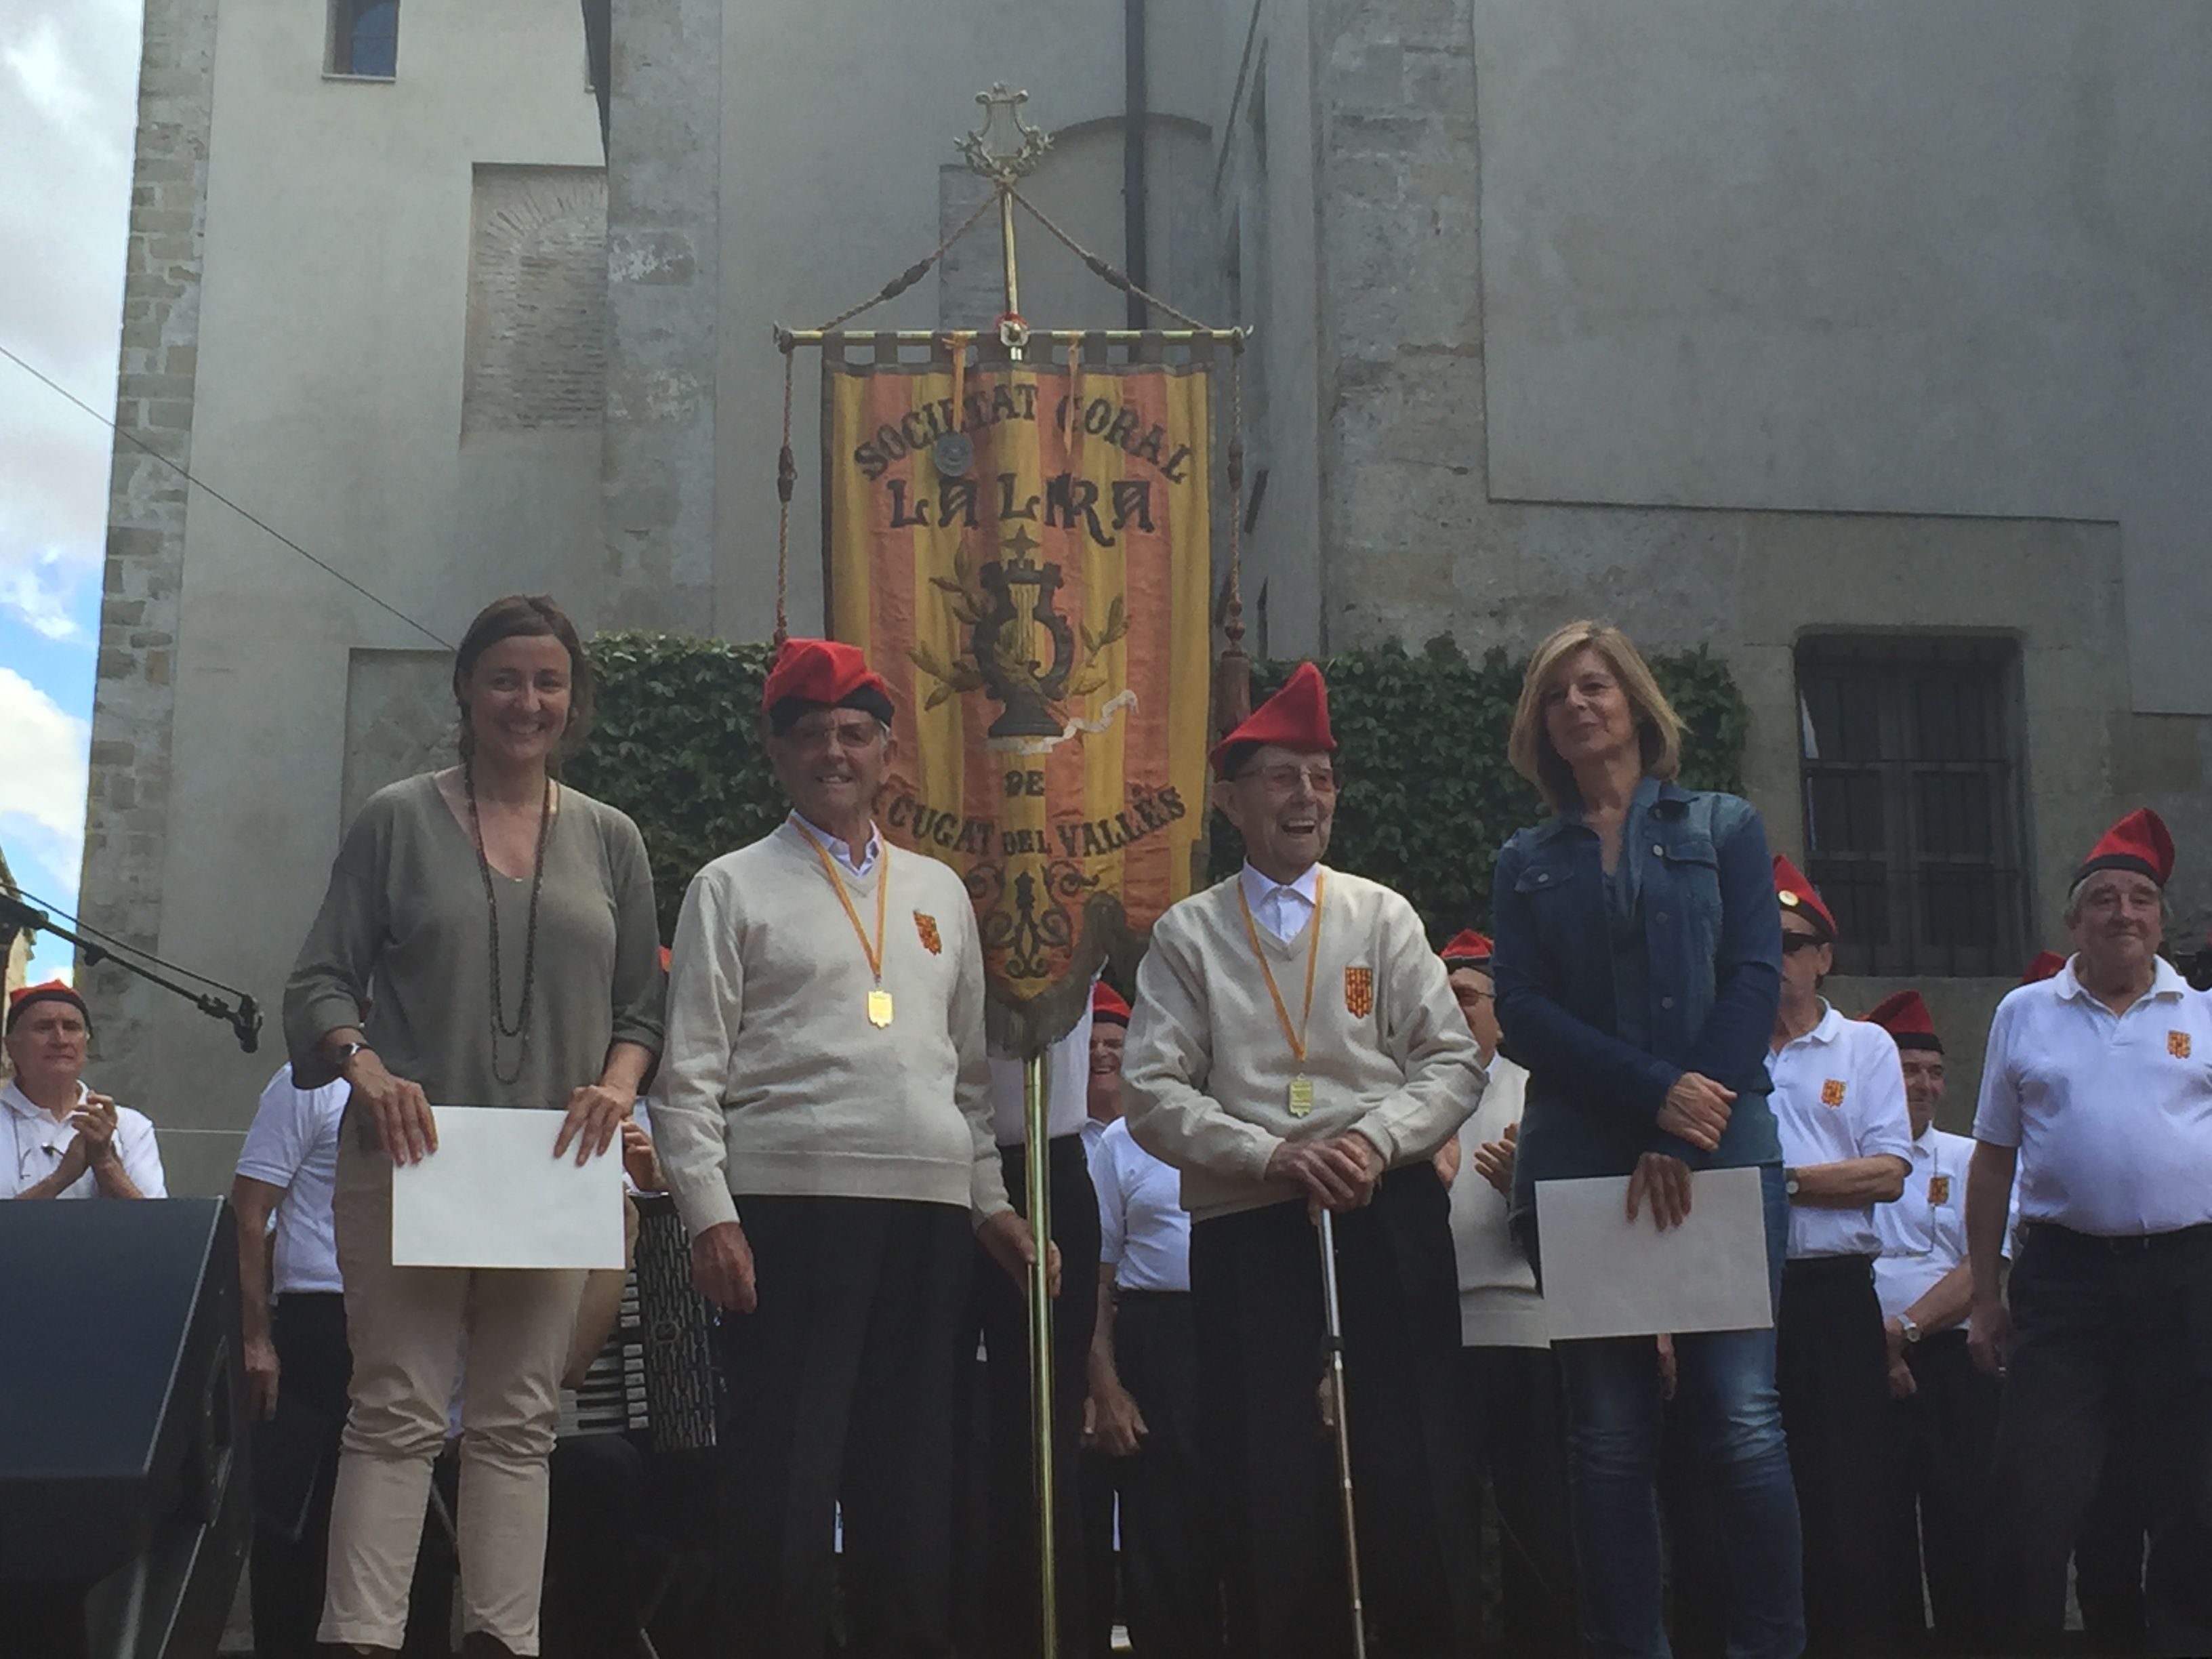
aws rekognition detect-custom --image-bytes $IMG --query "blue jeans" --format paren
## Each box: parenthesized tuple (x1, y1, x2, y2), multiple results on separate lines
(1553, 1164, 1804, 1658)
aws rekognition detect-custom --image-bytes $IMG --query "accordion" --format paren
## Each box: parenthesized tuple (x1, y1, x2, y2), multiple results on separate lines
(557, 1192, 720, 1452)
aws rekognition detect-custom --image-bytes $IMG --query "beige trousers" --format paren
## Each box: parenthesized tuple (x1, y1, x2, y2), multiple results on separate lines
(319, 1122, 586, 1655)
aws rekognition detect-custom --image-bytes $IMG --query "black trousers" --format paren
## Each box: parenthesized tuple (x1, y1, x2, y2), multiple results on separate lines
(1191, 1167, 1478, 1659)
(1111, 1290, 1225, 1658)
(712, 1195, 972, 1659)
(1778, 1253, 1894, 1657)
(248, 1292, 451, 1659)
(1078, 1442, 1121, 1659)
(966, 1135, 1104, 1658)
(1883, 1330, 2001, 1655)
(544, 1433, 647, 1659)
(1994, 1223, 2212, 1658)
(1460, 1345, 1578, 1657)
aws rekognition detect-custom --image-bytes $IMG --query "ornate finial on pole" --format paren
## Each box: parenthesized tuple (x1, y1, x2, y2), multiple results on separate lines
(957, 83, 1053, 184)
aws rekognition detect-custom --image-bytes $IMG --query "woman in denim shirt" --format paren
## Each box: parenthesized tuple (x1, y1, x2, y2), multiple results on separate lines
(1490, 621, 1803, 1659)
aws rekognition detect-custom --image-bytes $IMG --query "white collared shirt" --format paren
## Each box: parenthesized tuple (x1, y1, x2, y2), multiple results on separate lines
(789, 811, 881, 879)
(1872, 1126, 2015, 1328)
(1090, 1115, 1191, 1292)
(1766, 1003, 1914, 1258)
(987, 999, 1097, 1147)
(1973, 958, 2212, 1236)
(1239, 861, 1322, 943)
(1, 1078, 168, 1201)
(234, 1065, 350, 1294)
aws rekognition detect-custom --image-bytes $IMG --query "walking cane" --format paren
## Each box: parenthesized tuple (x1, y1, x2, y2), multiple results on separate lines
(1317, 1207, 1370, 1659)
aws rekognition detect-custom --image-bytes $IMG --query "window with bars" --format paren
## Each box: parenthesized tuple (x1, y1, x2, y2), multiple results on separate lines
(1795, 636, 2028, 977)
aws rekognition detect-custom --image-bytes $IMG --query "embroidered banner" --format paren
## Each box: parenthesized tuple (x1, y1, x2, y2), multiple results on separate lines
(824, 348, 1214, 1052)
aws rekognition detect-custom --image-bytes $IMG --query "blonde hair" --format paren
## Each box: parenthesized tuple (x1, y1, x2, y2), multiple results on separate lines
(1508, 620, 1684, 812)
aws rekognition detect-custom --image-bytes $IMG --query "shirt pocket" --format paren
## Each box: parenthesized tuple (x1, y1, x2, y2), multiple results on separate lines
(1653, 836, 1723, 965)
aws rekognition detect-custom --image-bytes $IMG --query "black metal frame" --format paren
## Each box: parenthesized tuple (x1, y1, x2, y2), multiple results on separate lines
(1795, 633, 2029, 977)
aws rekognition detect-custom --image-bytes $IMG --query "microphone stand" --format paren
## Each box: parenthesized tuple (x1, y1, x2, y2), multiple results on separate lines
(0, 893, 262, 1053)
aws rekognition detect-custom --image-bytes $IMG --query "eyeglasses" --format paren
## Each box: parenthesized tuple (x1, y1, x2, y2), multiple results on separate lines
(1780, 933, 1826, 955)
(784, 717, 886, 750)
(1234, 762, 1340, 796)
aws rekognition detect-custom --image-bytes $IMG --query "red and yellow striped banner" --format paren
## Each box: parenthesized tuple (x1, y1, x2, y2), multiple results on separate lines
(825, 354, 1213, 1050)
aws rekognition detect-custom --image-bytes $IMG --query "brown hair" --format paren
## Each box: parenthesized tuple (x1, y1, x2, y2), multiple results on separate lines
(452, 594, 593, 766)
(1507, 620, 1683, 812)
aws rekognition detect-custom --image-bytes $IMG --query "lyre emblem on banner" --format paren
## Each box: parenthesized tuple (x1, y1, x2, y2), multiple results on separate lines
(1345, 966, 1375, 1019)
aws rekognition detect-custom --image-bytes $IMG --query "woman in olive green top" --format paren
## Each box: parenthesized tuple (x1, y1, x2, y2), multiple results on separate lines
(284, 595, 663, 1658)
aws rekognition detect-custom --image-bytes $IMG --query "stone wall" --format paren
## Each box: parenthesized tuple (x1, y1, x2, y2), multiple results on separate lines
(464, 165, 610, 435)
(78, 0, 218, 1086)
(600, 0, 721, 632)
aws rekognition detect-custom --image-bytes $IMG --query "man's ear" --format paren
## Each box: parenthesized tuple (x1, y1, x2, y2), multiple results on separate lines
(1211, 777, 1244, 837)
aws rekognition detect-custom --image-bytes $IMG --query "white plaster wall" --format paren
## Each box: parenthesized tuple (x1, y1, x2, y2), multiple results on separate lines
(140, 0, 605, 1189)
(710, 0, 1225, 642)
(1471, 0, 2212, 715)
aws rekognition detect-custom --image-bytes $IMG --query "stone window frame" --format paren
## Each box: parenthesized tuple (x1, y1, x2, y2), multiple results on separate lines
(1795, 632, 2030, 978)
(325, 0, 399, 81)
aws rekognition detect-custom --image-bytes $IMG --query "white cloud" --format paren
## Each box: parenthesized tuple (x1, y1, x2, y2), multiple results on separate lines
(0, 665, 89, 983)
(0, 0, 140, 672)
(0, 662, 89, 849)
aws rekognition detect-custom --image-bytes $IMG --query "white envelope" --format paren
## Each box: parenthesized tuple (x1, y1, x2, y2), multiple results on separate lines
(391, 1105, 625, 1270)
(1534, 1166, 1774, 1341)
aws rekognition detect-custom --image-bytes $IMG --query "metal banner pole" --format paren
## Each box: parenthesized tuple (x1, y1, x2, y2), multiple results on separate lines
(1023, 1053, 1059, 1658)
(1317, 1208, 1369, 1659)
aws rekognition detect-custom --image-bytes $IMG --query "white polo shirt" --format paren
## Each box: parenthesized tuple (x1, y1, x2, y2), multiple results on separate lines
(1446, 1055, 1547, 1349)
(234, 1065, 350, 1296)
(987, 998, 1096, 1147)
(1090, 1115, 1190, 1293)
(1766, 1004, 1914, 1258)
(1, 1078, 167, 1200)
(1972, 958, 2212, 1237)
(1872, 1126, 2016, 1328)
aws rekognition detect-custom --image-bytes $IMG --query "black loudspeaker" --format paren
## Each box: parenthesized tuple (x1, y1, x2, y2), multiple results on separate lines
(0, 1198, 251, 1659)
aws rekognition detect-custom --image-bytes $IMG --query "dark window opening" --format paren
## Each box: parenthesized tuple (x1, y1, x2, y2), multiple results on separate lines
(1796, 635, 2028, 977)
(331, 0, 398, 79)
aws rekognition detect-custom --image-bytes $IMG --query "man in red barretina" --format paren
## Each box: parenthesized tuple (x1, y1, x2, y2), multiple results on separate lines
(651, 637, 1050, 1658)
(1969, 808, 2212, 1656)
(1122, 661, 1484, 1658)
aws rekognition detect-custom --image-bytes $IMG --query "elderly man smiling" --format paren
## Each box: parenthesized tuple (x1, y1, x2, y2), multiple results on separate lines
(1970, 809, 2212, 1656)
(1123, 661, 1484, 1658)
(2, 979, 166, 1202)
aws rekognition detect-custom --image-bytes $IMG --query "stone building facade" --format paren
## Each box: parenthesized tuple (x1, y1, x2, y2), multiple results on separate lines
(86, 0, 2212, 1185)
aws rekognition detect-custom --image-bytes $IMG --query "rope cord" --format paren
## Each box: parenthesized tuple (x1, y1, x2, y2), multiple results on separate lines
(1006, 188, 1212, 331)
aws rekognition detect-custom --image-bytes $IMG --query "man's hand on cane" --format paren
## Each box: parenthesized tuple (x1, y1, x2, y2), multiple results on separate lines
(978, 1209, 1063, 1298)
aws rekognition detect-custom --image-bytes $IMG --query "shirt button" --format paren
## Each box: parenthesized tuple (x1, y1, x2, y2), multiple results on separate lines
(1660, 996, 1676, 1010)
(1653, 844, 1665, 857)
(1656, 911, 1670, 924)
(1537, 873, 1549, 883)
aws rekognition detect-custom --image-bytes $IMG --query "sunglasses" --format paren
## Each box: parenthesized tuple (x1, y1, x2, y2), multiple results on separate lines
(1780, 933, 1827, 955)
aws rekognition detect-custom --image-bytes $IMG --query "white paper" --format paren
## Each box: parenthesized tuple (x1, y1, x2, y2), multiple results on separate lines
(1534, 1166, 1773, 1340)
(391, 1106, 624, 1269)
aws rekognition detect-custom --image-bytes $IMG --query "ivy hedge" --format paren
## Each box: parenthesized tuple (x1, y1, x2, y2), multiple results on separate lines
(569, 632, 1750, 943)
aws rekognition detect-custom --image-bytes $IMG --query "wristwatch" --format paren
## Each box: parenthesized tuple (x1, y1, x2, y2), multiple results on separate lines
(1783, 1166, 1801, 1198)
(333, 1040, 371, 1072)
(1898, 1314, 1923, 1345)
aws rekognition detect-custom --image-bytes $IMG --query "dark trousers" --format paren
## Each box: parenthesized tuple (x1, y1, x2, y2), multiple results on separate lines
(544, 1433, 647, 1659)
(1883, 1330, 2001, 1654)
(1111, 1290, 1225, 1658)
(1460, 1345, 1578, 1657)
(964, 1134, 1103, 1658)
(1778, 1253, 1895, 1656)
(247, 1292, 450, 1658)
(2075, 1458, 2148, 1654)
(1078, 1443, 1121, 1659)
(712, 1195, 972, 1659)
(1994, 1224, 2212, 1658)
(1191, 1166, 1478, 1659)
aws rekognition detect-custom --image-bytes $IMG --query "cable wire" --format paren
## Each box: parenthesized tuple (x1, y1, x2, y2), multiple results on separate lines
(0, 342, 452, 649)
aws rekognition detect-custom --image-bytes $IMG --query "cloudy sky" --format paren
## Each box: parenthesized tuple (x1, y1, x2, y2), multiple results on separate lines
(1, 0, 140, 981)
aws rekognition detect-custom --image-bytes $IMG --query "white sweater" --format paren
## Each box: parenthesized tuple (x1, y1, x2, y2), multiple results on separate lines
(1122, 867, 1483, 1220)
(650, 822, 1010, 1236)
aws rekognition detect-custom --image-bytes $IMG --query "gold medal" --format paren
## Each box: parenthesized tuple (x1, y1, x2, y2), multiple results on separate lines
(1237, 872, 1328, 1122)
(797, 817, 896, 1031)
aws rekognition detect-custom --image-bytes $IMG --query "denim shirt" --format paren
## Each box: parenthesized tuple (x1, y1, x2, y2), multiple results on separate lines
(1492, 777, 1782, 1217)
